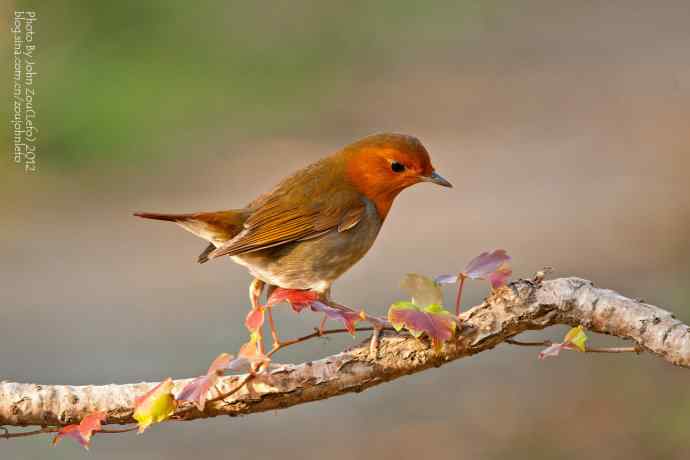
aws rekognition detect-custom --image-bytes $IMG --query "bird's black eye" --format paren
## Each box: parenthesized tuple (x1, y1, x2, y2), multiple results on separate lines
(391, 162, 405, 173)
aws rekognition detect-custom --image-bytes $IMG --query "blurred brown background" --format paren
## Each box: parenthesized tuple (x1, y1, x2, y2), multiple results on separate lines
(2, 1, 689, 459)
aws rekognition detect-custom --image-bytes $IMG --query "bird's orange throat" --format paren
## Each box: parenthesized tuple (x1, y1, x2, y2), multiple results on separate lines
(363, 187, 401, 220)
(345, 157, 405, 220)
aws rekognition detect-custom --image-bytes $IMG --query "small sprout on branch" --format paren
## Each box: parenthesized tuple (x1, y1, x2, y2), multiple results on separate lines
(436, 249, 512, 315)
(389, 274, 458, 350)
(539, 326, 588, 359)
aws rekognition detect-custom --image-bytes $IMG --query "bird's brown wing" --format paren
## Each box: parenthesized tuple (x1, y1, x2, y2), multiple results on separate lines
(207, 161, 367, 259)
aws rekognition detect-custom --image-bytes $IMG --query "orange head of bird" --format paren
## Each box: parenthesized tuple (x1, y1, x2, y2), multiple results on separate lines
(343, 133, 452, 218)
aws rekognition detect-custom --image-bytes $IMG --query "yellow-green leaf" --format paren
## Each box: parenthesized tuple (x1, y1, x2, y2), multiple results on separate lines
(133, 378, 176, 433)
(564, 326, 588, 352)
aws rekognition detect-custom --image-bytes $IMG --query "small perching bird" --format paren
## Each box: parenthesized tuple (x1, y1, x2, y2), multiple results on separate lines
(134, 133, 452, 346)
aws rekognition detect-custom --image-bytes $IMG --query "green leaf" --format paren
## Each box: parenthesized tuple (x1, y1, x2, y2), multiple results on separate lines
(400, 274, 443, 307)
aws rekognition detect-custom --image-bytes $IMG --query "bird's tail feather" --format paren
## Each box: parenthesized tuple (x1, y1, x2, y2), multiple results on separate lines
(197, 243, 216, 264)
(133, 210, 249, 263)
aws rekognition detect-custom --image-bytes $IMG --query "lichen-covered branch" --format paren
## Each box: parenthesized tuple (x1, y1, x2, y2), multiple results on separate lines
(1, 277, 688, 429)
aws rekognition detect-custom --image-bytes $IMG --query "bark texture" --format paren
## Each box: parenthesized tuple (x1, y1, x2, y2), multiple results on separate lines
(1, 277, 688, 428)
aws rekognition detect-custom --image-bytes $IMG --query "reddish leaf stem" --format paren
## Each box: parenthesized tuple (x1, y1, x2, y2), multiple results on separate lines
(455, 275, 466, 316)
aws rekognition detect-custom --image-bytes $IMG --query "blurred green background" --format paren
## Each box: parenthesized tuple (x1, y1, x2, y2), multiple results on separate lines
(2, 1, 689, 459)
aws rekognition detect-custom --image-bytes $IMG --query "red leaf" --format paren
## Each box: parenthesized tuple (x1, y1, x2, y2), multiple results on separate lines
(310, 301, 364, 335)
(388, 302, 457, 349)
(266, 288, 364, 334)
(226, 337, 272, 373)
(245, 307, 265, 333)
(52, 411, 106, 449)
(177, 353, 233, 410)
(266, 288, 319, 312)
(463, 249, 511, 281)
(53, 425, 85, 448)
(538, 343, 565, 360)
(177, 375, 217, 410)
(487, 264, 512, 289)
(207, 352, 233, 374)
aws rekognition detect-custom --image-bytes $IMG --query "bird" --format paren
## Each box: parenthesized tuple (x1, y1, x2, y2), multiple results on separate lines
(134, 133, 451, 348)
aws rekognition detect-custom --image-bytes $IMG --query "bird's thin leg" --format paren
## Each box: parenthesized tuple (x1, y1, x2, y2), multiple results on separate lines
(264, 284, 282, 348)
(266, 308, 280, 347)
(249, 278, 265, 309)
(249, 278, 266, 355)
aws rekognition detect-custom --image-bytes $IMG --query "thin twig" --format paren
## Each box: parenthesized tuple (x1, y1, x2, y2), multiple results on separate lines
(506, 339, 552, 347)
(1, 427, 51, 439)
(266, 327, 379, 358)
(98, 426, 139, 434)
(1, 424, 137, 440)
(506, 339, 643, 354)
(584, 346, 642, 354)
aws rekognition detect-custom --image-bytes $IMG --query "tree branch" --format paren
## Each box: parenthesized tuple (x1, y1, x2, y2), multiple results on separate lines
(1, 277, 688, 429)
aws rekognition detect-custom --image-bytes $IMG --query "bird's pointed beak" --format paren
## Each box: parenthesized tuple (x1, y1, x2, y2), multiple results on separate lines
(423, 171, 453, 188)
